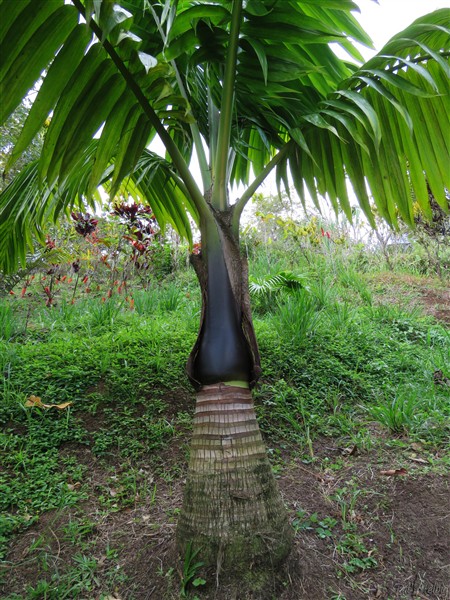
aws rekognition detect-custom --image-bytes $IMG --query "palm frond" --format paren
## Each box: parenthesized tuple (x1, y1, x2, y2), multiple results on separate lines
(283, 9, 450, 226)
(0, 145, 196, 273)
(0, 0, 448, 273)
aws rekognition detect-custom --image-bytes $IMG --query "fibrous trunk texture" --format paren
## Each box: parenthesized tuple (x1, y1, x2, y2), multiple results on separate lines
(177, 384, 292, 571)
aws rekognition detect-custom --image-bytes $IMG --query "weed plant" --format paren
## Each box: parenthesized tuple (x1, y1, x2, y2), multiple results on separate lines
(0, 302, 19, 341)
(132, 288, 160, 315)
(275, 289, 321, 344)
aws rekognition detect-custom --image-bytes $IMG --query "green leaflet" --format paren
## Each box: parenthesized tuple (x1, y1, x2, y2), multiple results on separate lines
(410, 41, 450, 80)
(87, 94, 137, 198)
(275, 155, 290, 198)
(378, 54, 440, 92)
(412, 80, 449, 182)
(109, 109, 151, 200)
(372, 93, 411, 226)
(300, 144, 321, 212)
(329, 134, 352, 222)
(0, 4, 78, 123)
(288, 147, 305, 209)
(302, 2, 373, 49)
(302, 113, 339, 138)
(46, 58, 117, 186)
(395, 110, 431, 220)
(320, 108, 370, 155)
(163, 29, 198, 61)
(242, 23, 339, 45)
(0, 162, 53, 271)
(0, 0, 62, 78)
(39, 44, 105, 184)
(0, 0, 32, 46)
(356, 76, 414, 133)
(243, 9, 344, 38)
(340, 135, 374, 227)
(60, 74, 128, 184)
(319, 134, 339, 215)
(289, 128, 314, 162)
(168, 4, 230, 40)
(337, 89, 381, 148)
(358, 68, 436, 98)
(400, 89, 448, 209)
(242, 38, 268, 85)
(5, 24, 92, 173)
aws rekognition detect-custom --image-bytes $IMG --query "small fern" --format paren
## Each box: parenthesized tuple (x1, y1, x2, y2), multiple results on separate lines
(249, 270, 309, 297)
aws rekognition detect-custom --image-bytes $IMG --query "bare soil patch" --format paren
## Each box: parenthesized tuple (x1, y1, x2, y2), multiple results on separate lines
(371, 272, 450, 324)
(3, 435, 449, 600)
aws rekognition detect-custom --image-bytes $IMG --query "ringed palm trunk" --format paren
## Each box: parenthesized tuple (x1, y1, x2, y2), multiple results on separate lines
(177, 207, 292, 571)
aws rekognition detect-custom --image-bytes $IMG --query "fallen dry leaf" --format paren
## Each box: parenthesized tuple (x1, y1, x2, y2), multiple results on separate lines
(25, 395, 43, 407)
(25, 395, 72, 410)
(67, 482, 81, 491)
(341, 445, 358, 456)
(380, 468, 408, 476)
(409, 456, 429, 465)
(410, 442, 423, 452)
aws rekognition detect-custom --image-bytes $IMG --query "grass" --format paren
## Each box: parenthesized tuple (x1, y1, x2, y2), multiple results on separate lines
(275, 288, 321, 343)
(0, 249, 449, 598)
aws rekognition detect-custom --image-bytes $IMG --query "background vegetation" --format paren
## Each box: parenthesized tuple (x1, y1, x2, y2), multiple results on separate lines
(1, 202, 448, 599)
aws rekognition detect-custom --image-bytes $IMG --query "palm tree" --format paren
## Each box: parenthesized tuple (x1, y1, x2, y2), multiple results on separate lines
(1, 0, 449, 573)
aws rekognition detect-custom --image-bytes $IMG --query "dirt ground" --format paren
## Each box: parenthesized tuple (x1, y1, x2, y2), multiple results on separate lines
(2, 430, 449, 600)
(371, 272, 450, 325)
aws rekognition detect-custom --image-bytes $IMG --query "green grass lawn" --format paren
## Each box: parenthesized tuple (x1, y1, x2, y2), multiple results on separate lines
(0, 255, 449, 599)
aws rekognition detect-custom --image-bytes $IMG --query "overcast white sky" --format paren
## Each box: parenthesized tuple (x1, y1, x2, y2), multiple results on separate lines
(355, 0, 449, 57)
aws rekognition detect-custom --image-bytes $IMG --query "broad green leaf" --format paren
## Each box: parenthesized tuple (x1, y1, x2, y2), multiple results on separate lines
(5, 24, 91, 172)
(0, 4, 78, 123)
(39, 44, 104, 184)
(47, 58, 116, 185)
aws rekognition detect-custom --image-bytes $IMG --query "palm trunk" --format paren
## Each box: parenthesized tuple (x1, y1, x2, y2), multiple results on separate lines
(177, 209, 292, 572)
(177, 383, 292, 571)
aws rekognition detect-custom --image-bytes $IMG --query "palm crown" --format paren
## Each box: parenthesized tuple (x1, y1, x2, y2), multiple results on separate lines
(0, 0, 449, 273)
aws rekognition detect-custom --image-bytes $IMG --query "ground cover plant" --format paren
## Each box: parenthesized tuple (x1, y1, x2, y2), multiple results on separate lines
(1, 222, 449, 599)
